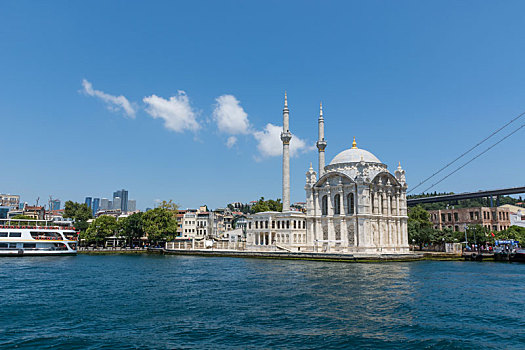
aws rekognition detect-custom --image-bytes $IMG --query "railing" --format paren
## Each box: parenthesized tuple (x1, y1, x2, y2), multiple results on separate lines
(166, 241, 246, 251)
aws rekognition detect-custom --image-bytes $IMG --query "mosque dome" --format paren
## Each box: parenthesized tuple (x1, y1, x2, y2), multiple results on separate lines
(329, 137, 382, 165)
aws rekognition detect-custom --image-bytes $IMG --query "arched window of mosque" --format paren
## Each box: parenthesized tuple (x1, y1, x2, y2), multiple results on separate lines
(334, 194, 340, 215)
(347, 193, 355, 215)
(390, 196, 394, 214)
(322, 195, 328, 215)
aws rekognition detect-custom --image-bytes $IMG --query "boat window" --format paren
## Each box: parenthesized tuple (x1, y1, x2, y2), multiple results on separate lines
(9, 243, 17, 248)
(0, 243, 7, 248)
(23, 243, 36, 248)
(9, 232, 22, 237)
(53, 243, 68, 250)
(0, 232, 7, 237)
(30, 231, 61, 240)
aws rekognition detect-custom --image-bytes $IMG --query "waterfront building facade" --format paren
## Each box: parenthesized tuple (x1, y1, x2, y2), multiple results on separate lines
(428, 206, 512, 232)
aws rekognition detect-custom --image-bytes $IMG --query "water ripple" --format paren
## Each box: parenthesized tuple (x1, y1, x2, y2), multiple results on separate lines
(0, 256, 524, 349)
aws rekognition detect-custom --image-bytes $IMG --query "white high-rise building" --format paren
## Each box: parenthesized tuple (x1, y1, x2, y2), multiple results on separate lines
(100, 198, 109, 210)
(127, 200, 136, 212)
(113, 197, 122, 212)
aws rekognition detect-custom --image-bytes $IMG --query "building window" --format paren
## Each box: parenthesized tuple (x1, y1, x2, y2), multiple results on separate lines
(265, 221, 268, 229)
(248, 222, 252, 229)
(287, 220, 290, 229)
(454, 213, 458, 221)
(272, 221, 275, 229)
(447, 213, 452, 221)
(371, 194, 375, 213)
(334, 194, 340, 215)
(277, 221, 280, 229)
(441, 213, 446, 222)
(255, 221, 258, 229)
(322, 195, 328, 215)
(293, 220, 296, 229)
(469, 212, 474, 220)
(347, 193, 355, 215)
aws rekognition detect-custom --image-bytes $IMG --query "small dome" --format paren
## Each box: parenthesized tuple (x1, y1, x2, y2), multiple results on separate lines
(329, 147, 381, 165)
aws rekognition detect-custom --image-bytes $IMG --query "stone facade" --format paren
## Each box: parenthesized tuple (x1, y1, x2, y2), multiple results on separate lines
(428, 207, 511, 232)
(246, 211, 307, 251)
(305, 144, 409, 254)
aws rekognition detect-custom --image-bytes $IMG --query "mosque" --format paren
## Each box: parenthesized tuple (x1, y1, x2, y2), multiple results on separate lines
(246, 94, 410, 254)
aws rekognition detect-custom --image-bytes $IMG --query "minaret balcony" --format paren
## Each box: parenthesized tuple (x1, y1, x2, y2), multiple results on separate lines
(280, 132, 292, 144)
(316, 140, 327, 151)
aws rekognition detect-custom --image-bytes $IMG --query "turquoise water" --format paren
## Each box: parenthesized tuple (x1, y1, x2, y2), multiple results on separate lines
(0, 255, 524, 349)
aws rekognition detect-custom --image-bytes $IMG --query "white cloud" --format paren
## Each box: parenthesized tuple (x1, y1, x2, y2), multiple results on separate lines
(226, 136, 237, 148)
(143, 91, 200, 132)
(253, 123, 313, 158)
(212, 95, 250, 135)
(81, 79, 136, 118)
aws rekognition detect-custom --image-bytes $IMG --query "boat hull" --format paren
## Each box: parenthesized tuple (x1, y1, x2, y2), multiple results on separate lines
(0, 249, 77, 257)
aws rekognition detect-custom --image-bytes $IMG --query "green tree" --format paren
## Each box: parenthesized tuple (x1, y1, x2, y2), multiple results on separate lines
(157, 199, 179, 212)
(10, 215, 33, 226)
(408, 206, 434, 249)
(498, 225, 525, 243)
(142, 208, 178, 243)
(64, 201, 93, 232)
(118, 212, 144, 246)
(251, 197, 283, 213)
(85, 215, 118, 246)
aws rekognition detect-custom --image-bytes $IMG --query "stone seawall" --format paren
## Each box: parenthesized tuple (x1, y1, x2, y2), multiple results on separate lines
(157, 248, 423, 262)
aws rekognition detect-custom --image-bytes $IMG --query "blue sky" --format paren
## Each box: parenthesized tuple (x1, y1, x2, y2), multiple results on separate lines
(1, 0, 525, 210)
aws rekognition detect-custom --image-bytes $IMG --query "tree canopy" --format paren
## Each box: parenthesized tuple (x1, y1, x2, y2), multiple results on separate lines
(142, 207, 178, 243)
(64, 201, 93, 232)
(118, 212, 145, 245)
(84, 215, 118, 245)
(251, 197, 283, 213)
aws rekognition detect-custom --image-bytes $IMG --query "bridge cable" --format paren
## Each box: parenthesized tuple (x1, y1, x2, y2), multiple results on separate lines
(420, 123, 525, 194)
(409, 110, 525, 193)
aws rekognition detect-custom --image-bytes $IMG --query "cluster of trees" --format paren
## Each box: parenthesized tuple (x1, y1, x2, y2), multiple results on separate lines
(228, 198, 284, 214)
(64, 200, 178, 246)
(250, 197, 283, 213)
(408, 206, 525, 249)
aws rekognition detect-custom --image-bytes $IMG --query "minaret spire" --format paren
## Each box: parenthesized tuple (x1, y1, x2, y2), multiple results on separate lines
(316, 101, 327, 177)
(281, 92, 292, 212)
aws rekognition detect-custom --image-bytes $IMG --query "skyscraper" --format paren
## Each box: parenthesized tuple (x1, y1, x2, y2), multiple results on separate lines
(50, 199, 61, 211)
(92, 198, 100, 216)
(127, 199, 136, 212)
(113, 189, 129, 212)
(100, 198, 109, 210)
(85, 197, 92, 209)
(113, 197, 122, 212)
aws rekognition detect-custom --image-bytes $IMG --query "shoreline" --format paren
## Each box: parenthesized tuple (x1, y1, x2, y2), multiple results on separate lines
(76, 249, 482, 262)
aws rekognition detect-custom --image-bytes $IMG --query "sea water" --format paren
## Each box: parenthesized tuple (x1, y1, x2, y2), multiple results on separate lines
(0, 255, 523, 349)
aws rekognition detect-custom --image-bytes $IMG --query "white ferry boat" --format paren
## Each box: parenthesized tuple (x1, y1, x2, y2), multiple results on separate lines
(0, 219, 78, 256)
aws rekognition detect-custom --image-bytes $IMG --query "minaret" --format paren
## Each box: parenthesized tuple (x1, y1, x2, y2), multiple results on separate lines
(281, 92, 292, 212)
(316, 102, 327, 177)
